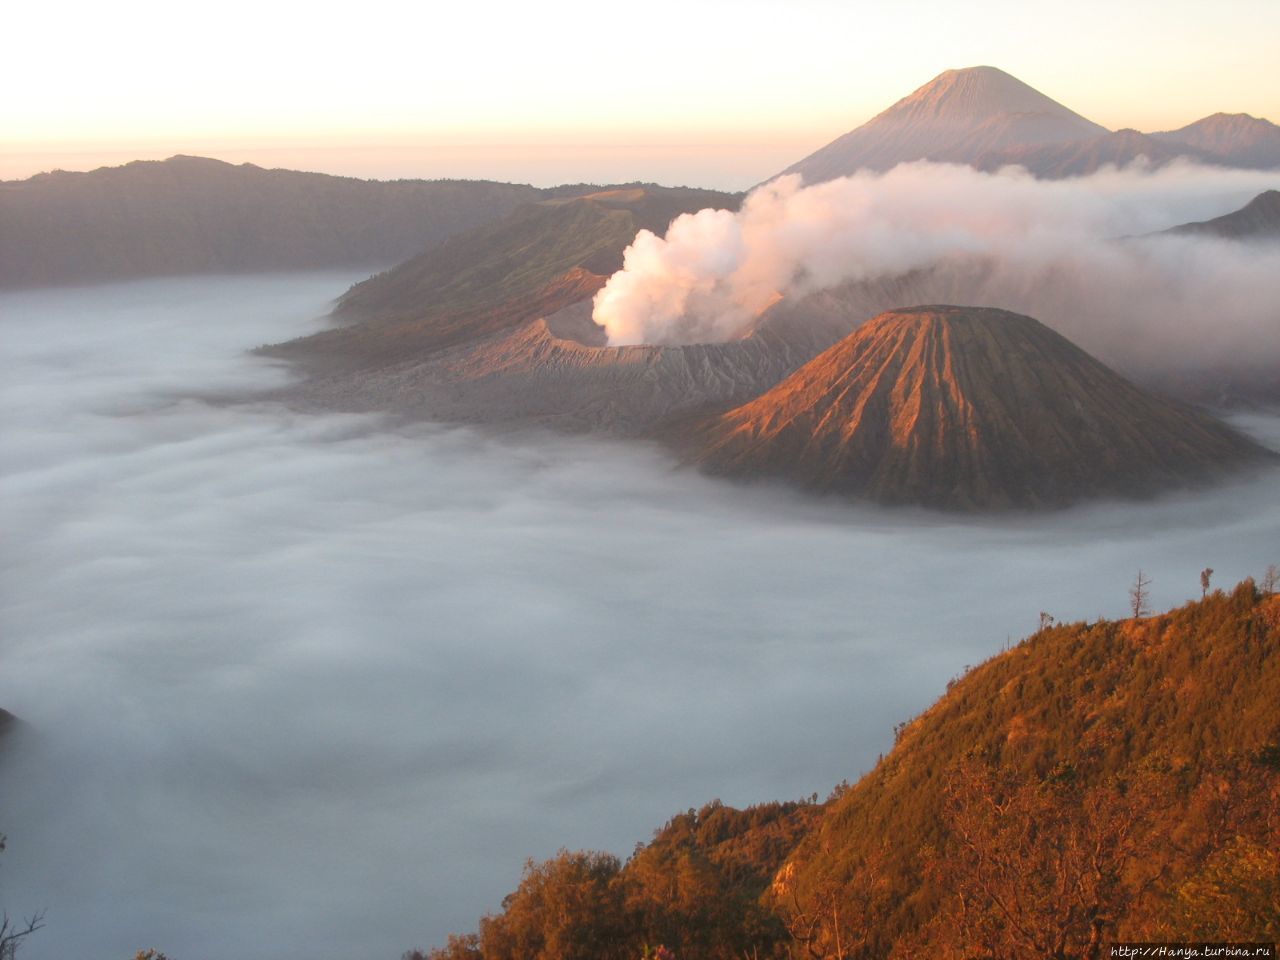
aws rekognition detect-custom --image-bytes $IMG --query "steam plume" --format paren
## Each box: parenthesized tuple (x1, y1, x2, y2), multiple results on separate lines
(592, 162, 1280, 374)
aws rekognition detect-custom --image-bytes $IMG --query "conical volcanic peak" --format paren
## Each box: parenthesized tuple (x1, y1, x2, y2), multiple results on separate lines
(693, 306, 1271, 510)
(874, 66, 1095, 127)
(778, 67, 1106, 183)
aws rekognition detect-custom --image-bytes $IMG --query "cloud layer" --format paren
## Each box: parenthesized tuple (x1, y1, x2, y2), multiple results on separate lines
(0, 275, 1277, 959)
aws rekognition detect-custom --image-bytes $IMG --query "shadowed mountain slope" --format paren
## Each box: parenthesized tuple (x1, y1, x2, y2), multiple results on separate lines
(266, 182, 850, 436)
(265, 185, 740, 371)
(693, 306, 1270, 509)
(778, 66, 1106, 184)
(332, 186, 739, 323)
(278, 296, 852, 437)
(0, 155, 543, 287)
(1165, 189, 1280, 240)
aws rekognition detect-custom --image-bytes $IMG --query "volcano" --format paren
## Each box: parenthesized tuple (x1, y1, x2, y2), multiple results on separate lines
(777, 66, 1106, 184)
(692, 306, 1270, 509)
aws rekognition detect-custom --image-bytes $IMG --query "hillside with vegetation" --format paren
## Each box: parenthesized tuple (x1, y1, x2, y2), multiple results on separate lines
(413, 575, 1280, 958)
(407, 799, 824, 960)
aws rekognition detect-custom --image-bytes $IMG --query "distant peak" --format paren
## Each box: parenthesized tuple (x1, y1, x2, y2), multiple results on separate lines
(1202, 112, 1263, 123)
(913, 65, 1037, 96)
(880, 66, 1101, 129)
(163, 154, 228, 164)
(1162, 112, 1278, 135)
(940, 65, 1014, 78)
(773, 66, 1104, 183)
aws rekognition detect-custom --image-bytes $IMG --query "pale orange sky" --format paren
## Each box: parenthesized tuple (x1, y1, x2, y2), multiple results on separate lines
(4, 0, 1278, 189)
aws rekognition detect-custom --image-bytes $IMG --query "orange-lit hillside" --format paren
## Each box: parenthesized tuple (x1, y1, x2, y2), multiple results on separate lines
(414, 578, 1280, 959)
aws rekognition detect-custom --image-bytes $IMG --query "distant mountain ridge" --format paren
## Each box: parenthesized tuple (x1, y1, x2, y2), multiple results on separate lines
(1165, 189, 1280, 240)
(1152, 113, 1280, 168)
(777, 67, 1280, 183)
(972, 128, 1217, 178)
(0, 155, 544, 287)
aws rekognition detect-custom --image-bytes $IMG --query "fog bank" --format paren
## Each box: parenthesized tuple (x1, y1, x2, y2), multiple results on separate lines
(1, 276, 1277, 960)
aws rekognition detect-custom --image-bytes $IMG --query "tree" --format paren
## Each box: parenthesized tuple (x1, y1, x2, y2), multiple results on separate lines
(917, 761, 1165, 960)
(773, 847, 890, 960)
(1129, 570, 1152, 618)
(1200, 567, 1213, 599)
(1263, 564, 1278, 595)
(416, 935, 480, 960)
(477, 850, 630, 960)
(0, 835, 44, 960)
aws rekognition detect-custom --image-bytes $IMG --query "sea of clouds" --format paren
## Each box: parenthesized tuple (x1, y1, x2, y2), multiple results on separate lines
(0, 274, 1277, 959)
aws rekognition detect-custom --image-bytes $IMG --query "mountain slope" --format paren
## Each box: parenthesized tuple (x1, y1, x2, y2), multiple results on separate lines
(778, 66, 1106, 184)
(264, 184, 869, 438)
(332, 186, 738, 324)
(420, 582, 1280, 959)
(277, 297, 851, 437)
(772, 580, 1280, 956)
(410, 799, 824, 960)
(692, 306, 1270, 508)
(974, 128, 1216, 178)
(1152, 113, 1280, 168)
(1166, 189, 1280, 240)
(265, 185, 740, 370)
(0, 155, 542, 287)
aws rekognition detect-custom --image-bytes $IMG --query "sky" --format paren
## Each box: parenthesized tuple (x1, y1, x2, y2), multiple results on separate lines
(4, 0, 1278, 187)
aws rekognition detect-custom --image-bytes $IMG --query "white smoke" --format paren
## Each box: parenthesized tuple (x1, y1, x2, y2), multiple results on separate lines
(592, 162, 1279, 355)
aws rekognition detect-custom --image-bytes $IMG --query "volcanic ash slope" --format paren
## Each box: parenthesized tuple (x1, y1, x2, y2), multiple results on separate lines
(691, 306, 1272, 510)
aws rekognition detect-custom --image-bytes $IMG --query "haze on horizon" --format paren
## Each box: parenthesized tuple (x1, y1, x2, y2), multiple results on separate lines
(5, 0, 1279, 188)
